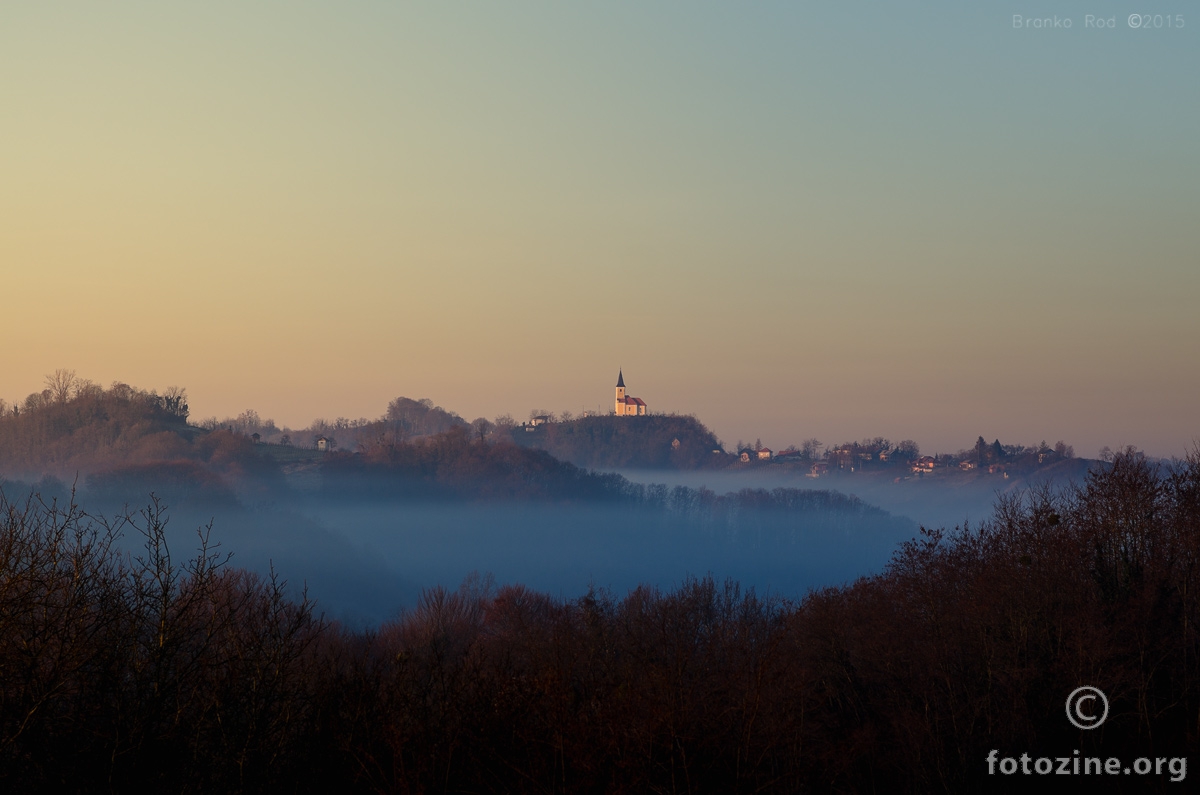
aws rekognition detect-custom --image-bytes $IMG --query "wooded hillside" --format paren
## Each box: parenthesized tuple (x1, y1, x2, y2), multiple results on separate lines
(509, 414, 727, 469)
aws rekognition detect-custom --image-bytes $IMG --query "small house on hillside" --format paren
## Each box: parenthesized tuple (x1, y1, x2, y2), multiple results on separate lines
(251, 432, 261, 444)
(316, 436, 331, 452)
(757, 448, 773, 460)
(912, 456, 936, 474)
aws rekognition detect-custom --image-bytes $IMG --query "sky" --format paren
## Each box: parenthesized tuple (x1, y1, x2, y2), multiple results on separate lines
(2, 2, 1197, 457)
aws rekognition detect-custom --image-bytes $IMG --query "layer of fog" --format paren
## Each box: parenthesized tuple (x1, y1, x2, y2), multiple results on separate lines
(146, 498, 916, 627)
(13, 458, 1082, 627)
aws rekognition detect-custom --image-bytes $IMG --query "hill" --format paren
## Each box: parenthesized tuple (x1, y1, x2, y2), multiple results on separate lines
(0, 381, 195, 478)
(508, 414, 727, 470)
(0, 381, 283, 503)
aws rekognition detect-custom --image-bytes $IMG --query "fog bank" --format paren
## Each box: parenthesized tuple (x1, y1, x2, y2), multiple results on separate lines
(154, 498, 915, 626)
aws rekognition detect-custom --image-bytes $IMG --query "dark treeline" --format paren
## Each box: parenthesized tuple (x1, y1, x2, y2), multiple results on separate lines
(325, 425, 624, 501)
(0, 496, 323, 792)
(4, 450, 1199, 792)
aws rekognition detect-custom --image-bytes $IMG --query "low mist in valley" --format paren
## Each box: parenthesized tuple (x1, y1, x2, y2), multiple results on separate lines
(65, 495, 912, 626)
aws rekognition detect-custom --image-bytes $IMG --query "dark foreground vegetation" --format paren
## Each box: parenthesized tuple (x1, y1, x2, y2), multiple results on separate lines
(3, 450, 1199, 792)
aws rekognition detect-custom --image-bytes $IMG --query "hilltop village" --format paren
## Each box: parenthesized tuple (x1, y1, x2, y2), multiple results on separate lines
(511, 371, 1085, 479)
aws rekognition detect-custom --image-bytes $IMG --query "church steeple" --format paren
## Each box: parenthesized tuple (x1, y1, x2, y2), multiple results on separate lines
(613, 369, 645, 416)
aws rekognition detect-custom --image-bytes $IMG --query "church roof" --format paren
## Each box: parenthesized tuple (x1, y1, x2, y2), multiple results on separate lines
(616, 370, 625, 388)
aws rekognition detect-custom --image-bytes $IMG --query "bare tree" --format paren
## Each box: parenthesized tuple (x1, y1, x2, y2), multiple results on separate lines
(162, 386, 189, 418)
(234, 409, 262, 433)
(44, 369, 77, 403)
(470, 417, 493, 442)
(74, 379, 102, 400)
(23, 390, 50, 413)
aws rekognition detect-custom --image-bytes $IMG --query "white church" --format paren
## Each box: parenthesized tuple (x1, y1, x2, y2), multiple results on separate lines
(614, 370, 647, 416)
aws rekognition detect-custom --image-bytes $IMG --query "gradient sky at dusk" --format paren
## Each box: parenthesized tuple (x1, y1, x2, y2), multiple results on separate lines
(3, 2, 1197, 457)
